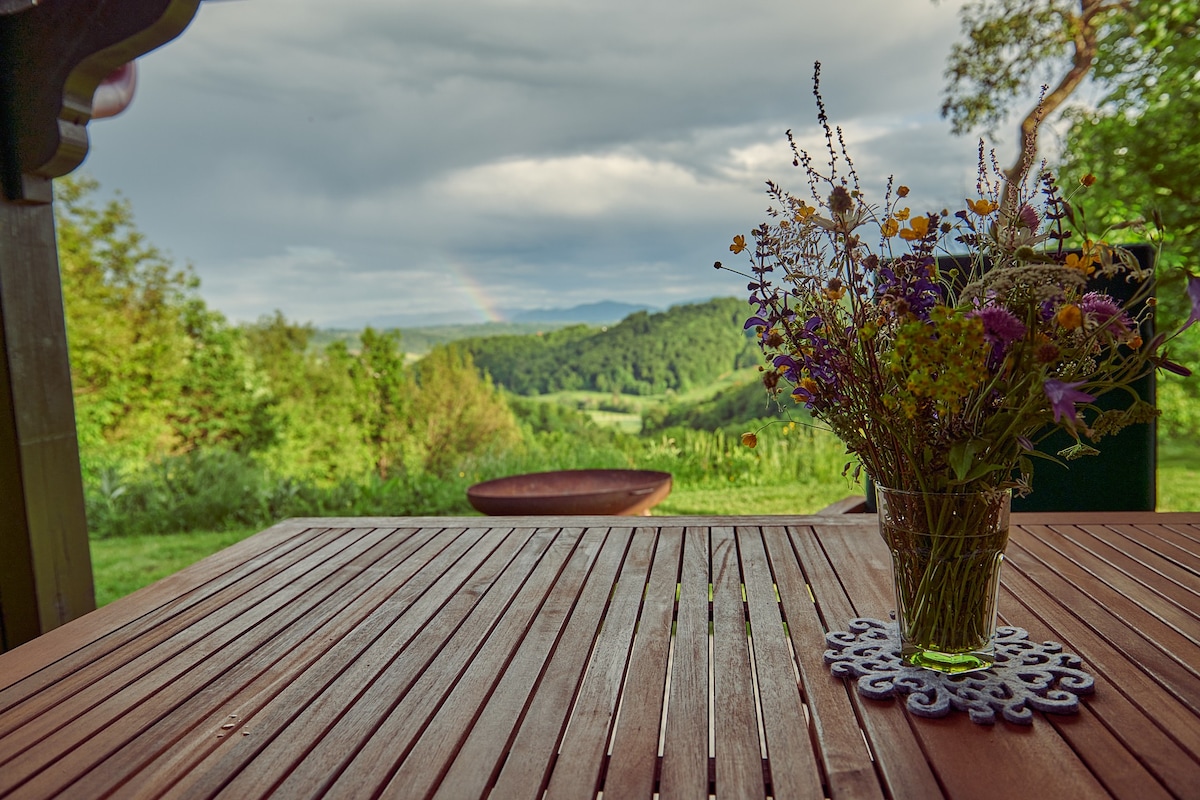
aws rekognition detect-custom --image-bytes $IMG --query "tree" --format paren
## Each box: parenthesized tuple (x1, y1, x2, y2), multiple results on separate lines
(56, 176, 278, 471)
(940, 0, 1200, 431)
(402, 346, 522, 477)
(57, 176, 199, 469)
(940, 0, 1197, 237)
(940, 0, 1125, 204)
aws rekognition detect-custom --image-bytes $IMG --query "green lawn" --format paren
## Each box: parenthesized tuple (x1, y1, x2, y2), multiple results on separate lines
(89, 528, 262, 607)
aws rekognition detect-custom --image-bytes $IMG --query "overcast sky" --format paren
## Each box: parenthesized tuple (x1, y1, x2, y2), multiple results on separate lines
(78, 0, 1008, 329)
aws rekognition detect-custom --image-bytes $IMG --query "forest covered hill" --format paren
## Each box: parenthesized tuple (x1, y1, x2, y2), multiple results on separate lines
(454, 297, 761, 395)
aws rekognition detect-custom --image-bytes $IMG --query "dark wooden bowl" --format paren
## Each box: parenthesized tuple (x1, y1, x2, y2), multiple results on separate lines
(467, 469, 673, 516)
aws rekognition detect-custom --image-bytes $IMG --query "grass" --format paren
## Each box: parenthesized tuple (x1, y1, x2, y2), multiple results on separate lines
(654, 481, 856, 516)
(89, 528, 261, 606)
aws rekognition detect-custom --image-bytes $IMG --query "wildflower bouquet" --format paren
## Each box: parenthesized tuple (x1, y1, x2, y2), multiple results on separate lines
(723, 74, 1199, 501)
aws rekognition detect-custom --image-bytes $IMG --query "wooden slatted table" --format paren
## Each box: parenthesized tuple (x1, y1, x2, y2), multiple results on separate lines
(1, 512, 1198, 798)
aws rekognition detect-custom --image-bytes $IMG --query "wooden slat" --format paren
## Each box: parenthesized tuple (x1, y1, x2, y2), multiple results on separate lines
(1007, 530, 1200, 715)
(591, 527, 681, 800)
(290, 525, 561, 799)
(763, 525, 883, 800)
(91, 525, 466, 800)
(0, 522, 338, 707)
(1105, 522, 1200, 576)
(813, 520, 1112, 800)
(1032, 522, 1200, 647)
(1103, 522, 1200, 578)
(0, 520, 312, 690)
(737, 526, 824, 800)
(998, 564, 1200, 761)
(431, 526, 631, 800)
(999, 580, 1194, 799)
(538, 527, 657, 799)
(372, 526, 588, 799)
(793, 521, 945, 799)
(0, 514, 1197, 800)
(142, 525, 515, 800)
(25, 526, 436, 799)
(658, 527, 711, 800)
(0, 525, 391, 796)
(483, 527, 643, 799)
(1069, 524, 1200, 617)
(709, 525, 765, 798)
(191, 526, 562, 800)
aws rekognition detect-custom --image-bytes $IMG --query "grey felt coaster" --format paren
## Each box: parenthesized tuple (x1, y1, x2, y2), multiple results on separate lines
(823, 617, 1095, 724)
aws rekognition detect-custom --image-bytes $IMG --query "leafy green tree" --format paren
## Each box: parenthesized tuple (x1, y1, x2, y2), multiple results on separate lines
(56, 176, 278, 471)
(170, 300, 277, 454)
(242, 314, 374, 484)
(940, 0, 1200, 432)
(459, 299, 758, 396)
(401, 346, 522, 477)
(940, 0, 1125, 200)
(346, 327, 410, 478)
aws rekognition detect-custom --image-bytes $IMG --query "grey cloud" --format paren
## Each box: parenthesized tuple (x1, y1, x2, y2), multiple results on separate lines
(81, 0, 980, 327)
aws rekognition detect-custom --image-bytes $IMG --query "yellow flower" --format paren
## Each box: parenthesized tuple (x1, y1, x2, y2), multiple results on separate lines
(881, 217, 899, 238)
(1064, 252, 1095, 276)
(730, 234, 747, 254)
(740, 432, 758, 448)
(896, 185, 910, 198)
(1057, 304, 1083, 330)
(898, 215, 930, 241)
(794, 202, 816, 221)
(966, 197, 998, 216)
(894, 207, 911, 221)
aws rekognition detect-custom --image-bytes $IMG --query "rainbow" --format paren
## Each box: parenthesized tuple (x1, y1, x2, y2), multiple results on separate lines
(445, 259, 506, 323)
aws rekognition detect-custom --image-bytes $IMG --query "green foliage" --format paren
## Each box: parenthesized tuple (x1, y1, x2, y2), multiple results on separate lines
(402, 345, 523, 477)
(57, 176, 279, 479)
(84, 448, 475, 539)
(57, 176, 199, 471)
(459, 299, 758, 395)
(89, 527, 262, 606)
(646, 376, 793, 435)
(312, 321, 577, 357)
(940, 0, 1079, 135)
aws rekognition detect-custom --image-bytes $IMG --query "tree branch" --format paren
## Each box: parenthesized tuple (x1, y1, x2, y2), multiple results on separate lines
(1003, 0, 1106, 210)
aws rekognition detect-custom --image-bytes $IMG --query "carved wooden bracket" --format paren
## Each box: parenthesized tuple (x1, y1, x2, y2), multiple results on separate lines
(0, 0, 202, 202)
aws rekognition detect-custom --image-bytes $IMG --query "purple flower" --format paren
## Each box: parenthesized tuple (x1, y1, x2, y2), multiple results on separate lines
(1183, 272, 1200, 332)
(875, 257, 942, 321)
(1078, 292, 1131, 337)
(1044, 379, 1095, 426)
(969, 306, 1026, 369)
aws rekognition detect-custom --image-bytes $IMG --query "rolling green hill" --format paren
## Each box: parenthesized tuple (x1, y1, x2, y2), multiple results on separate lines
(454, 298, 760, 396)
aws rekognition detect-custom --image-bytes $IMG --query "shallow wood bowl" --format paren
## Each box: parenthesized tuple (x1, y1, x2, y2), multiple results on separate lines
(467, 469, 673, 516)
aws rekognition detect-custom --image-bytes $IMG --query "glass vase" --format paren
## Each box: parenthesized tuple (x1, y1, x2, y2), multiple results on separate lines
(875, 486, 1012, 674)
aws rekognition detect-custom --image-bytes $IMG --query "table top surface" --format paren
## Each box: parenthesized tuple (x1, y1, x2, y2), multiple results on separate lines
(1, 511, 1198, 799)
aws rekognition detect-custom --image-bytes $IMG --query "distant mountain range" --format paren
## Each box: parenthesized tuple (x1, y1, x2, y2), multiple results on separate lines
(509, 300, 654, 324)
(333, 300, 659, 330)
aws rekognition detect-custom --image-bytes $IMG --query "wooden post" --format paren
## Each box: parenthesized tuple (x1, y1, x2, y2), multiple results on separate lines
(0, 179, 95, 647)
(0, 0, 201, 649)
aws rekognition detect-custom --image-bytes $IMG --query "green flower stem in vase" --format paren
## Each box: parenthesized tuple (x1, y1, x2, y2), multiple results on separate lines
(876, 486, 1012, 674)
